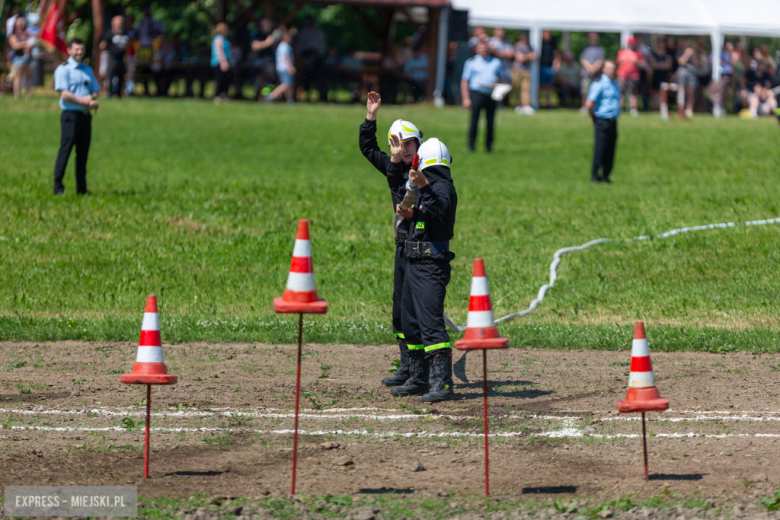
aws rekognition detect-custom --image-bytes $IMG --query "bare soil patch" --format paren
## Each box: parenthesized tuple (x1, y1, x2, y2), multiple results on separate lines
(1, 341, 780, 506)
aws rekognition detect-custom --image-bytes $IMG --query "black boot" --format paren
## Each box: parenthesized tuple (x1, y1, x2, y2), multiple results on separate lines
(390, 350, 429, 396)
(421, 348, 455, 402)
(382, 341, 410, 386)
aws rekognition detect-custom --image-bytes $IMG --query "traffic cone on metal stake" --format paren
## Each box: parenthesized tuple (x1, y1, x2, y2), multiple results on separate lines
(274, 219, 327, 495)
(617, 322, 669, 480)
(455, 258, 508, 496)
(120, 295, 177, 478)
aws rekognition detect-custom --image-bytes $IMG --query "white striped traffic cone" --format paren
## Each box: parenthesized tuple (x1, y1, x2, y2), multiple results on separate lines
(120, 295, 177, 385)
(617, 322, 669, 413)
(274, 220, 327, 314)
(455, 259, 508, 350)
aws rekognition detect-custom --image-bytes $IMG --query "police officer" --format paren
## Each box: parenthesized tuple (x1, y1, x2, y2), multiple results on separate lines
(53, 38, 100, 195)
(460, 42, 508, 153)
(586, 59, 621, 183)
(391, 138, 457, 403)
(359, 91, 425, 388)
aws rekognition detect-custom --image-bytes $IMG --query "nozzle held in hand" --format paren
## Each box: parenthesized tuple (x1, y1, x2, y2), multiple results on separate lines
(411, 154, 420, 169)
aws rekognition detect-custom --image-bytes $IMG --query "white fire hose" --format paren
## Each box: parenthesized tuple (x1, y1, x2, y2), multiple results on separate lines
(444, 217, 780, 332)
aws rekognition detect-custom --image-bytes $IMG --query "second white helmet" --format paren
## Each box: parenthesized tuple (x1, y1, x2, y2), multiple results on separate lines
(417, 138, 452, 170)
(387, 119, 423, 146)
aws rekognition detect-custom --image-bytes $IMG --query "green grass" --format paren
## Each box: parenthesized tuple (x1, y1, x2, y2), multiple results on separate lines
(2, 94, 780, 350)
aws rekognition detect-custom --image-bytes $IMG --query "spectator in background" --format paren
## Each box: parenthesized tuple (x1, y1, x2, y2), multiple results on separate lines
(648, 39, 672, 110)
(586, 60, 621, 183)
(267, 27, 295, 103)
(616, 36, 643, 116)
(675, 39, 697, 118)
(211, 23, 232, 102)
(8, 17, 34, 100)
(539, 31, 559, 107)
(250, 18, 278, 101)
(461, 41, 507, 152)
(5, 6, 20, 40)
(636, 36, 651, 111)
(556, 51, 581, 108)
(488, 27, 514, 81)
(99, 15, 129, 98)
(512, 33, 536, 114)
(708, 40, 733, 114)
(692, 38, 711, 112)
(742, 60, 773, 109)
(403, 44, 429, 102)
(748, 83, 777, 119)
(759, 44, 776, 74)
(579, 32, 604, 113)
(468, 27, 488, 54)
(297, 17, 327, 101)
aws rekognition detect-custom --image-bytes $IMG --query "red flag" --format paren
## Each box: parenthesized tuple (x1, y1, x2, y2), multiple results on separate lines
(40, 1, 68, 57)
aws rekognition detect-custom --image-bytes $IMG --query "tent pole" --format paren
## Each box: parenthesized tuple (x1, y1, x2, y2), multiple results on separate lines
(529, 26, 541, 109)
(710, 29, 722, 117)
(433, 7, 449, 107)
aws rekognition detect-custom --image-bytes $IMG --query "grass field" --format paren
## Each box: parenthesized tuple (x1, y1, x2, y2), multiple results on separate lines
(2, 94, 780, 350)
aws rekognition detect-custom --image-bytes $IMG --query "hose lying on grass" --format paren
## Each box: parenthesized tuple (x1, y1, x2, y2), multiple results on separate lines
(444, 217, 780, 332)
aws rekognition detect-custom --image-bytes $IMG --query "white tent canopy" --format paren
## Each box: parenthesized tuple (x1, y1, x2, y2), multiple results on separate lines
(449, 0, 780, 108)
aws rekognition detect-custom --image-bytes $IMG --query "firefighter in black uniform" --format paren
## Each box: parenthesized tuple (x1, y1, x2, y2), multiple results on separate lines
(359, 91, 424, 388)
(390, 138, 457, 402)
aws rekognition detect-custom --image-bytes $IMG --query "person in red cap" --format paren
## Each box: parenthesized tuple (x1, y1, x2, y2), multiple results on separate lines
(359, 91, 425, 389)
(616, 36, 645, 116)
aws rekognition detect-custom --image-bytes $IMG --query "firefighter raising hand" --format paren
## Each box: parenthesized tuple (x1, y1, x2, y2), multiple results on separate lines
(366, 91, 381, 120)
(389, 132, 405, 163)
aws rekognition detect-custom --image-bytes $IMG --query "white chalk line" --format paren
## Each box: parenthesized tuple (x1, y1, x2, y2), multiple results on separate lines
(4, 425, 780, 441)
(0, 408, 460, 421)
(445, 216, 780, 331)
(5, 407, 780, 425)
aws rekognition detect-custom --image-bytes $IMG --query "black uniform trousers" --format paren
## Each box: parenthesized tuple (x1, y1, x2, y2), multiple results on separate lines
(400, 259, 451, 353)
(468, 90, 496, 151)
(392, 244, 408, 345)
(591, 116, 618, 182)
(107, 60, 125, 98)
(53, 111, 92, 195)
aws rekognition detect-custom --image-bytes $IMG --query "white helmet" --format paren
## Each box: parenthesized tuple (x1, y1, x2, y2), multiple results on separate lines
(387, 119, 423, 146)
(417, 138, 452, 170)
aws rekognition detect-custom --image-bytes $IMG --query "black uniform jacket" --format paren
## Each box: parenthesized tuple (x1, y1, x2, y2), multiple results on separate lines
(359, 119, 412, 242)
(405, 164, 457, 262)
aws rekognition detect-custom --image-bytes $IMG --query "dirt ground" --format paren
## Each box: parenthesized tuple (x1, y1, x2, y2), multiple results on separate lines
(1, 341, 780, 512)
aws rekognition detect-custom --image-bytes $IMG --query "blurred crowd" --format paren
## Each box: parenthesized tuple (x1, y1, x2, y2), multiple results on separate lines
(4, 7, 779, 116)
(3, 7, 435, 104)
(466, 27, 780, 119)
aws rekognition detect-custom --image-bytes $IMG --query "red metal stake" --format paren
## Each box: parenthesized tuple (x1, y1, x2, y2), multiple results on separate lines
(144, 384, 151, 479)
(483, 349, 490, 497)
(291, 312, 303, 495)
(642, 412, 649, 480)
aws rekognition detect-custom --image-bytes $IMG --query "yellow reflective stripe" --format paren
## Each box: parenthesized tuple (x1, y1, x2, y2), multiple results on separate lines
(401, 123, 417, 133)
(407, 344, 425, 351)
(424, 158, 438, 165)
(415, 222, 425, 229)
(441, 159, 450, 166)
(394, 333, 405, 339)
(424, 342, 451, 352)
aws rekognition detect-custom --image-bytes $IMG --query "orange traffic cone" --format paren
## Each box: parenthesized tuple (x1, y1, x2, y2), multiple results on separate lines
(120, 295, 177, 386)
(454, 258, 508, 498)
(274, 219, 327, 314)
(617, 322, 669, 413)
(454, 258, 508, 350)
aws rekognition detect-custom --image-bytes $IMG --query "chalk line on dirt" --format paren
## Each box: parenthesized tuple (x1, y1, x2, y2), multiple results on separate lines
(4, 425, 780, 441)
(444, 216, 780, 331)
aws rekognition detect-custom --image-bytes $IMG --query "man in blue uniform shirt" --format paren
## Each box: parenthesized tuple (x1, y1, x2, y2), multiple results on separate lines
(460, 42, 508, 153)
(586, 60, 621, 183)
(53, 38, 100, 195)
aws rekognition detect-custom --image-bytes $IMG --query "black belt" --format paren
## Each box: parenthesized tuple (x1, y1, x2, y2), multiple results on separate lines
(405, 241, 449, 256)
